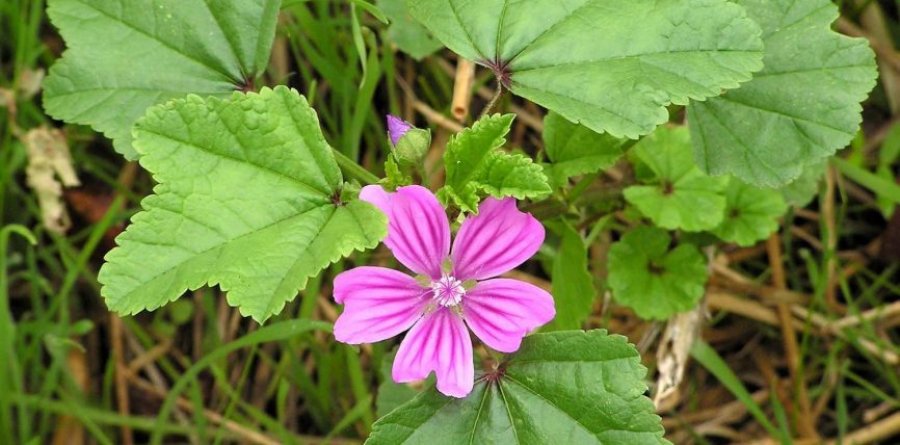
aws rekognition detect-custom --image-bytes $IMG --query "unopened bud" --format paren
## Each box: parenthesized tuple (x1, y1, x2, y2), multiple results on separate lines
(386, 114, 430, 163)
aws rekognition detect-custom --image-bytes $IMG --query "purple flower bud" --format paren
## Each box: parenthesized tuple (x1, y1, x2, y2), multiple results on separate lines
(386, 114, 413, 147)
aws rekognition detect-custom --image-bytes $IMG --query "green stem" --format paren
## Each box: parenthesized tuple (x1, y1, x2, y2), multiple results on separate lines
(480, 82, 505, 119)
(332, 148, 379, 185)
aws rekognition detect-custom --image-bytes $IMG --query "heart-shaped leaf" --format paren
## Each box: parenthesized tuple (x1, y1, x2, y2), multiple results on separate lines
(367, 330, 668, 444)
(409, 0, 764, 139)
(542, 112, 629, 187)
(44, 0, 281, 159)
(99, 87, 387, 322)
(687, 0, 877, 186)
(712, 178, 787, 247)
(624, 127, 728, 231)
(608, 227, 708, 320)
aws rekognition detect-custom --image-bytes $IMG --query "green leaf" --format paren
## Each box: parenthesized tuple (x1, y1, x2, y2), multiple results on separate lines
(542, 112, 628, 187)
(367, 330, 668, 445)
(711, 179, 787, 247)
(382, 155, 413, 191)
(545, 220, 596, 331)
(624, 126, 728, 231)
(409, 0, 763, 139)
(43, 0, 281, 159)
(607, 227, 707, 320)
(778, 160, 825, 208)
(376, 348, 431, 418)
(98, 87, 387, 322)
(378, 0, 443, 60)
(687, 0, 877, 186)
(439, 114, 550, 212)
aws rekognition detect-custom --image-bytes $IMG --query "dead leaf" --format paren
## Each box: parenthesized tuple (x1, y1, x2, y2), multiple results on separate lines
(24, 127, 80, 234)
(654, 306, 704, 410)
(18, 68, 45, 100)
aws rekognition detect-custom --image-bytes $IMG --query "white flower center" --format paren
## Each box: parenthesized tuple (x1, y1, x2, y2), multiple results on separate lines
(431, 274, 465, 307)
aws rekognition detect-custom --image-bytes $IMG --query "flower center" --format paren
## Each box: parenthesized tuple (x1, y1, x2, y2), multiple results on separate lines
(431, 274, 465, 307)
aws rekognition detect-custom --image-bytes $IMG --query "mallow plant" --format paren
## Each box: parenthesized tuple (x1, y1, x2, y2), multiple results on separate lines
(41, 0, 876, 442)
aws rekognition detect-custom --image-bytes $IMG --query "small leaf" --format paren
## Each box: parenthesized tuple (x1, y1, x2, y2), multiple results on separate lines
(382, 155, 413, 191)
(409, 0, 763, 139)
(688, 0, 878, 186)
(378, 0, 442, 60)
(367, 330, 668, 445)
(99, 87, 387, 322)
(711, 178, 787, 247)
(624, 126, 728, 231)
(542, 112, 628, 187)
(439, 114, 550, 212)
(545, 220, 596, 331)
(44, 0, 281, 159)
(608, 227, 708, 320)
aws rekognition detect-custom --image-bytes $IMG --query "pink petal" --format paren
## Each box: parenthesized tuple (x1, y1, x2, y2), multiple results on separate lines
(359, 184, 392, 213)
(333, 267, 427, 344)
(392, 309, 474, 398)
(387, 114, 413, 146)
(360, 185, 450, 278)
(463, 279, 556, 353)
(451, 197, 545, 280)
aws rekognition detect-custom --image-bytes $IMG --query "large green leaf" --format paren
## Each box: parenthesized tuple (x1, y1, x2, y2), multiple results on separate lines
(624, 126, 728, 231)
(44, 0, 281, 159)
(438, 114, 550, 212)
(379, 0, 443, 60)
(409, 0, 763, 139)
(98, 87, 387, 322)
(687, 0, 877, 186)
(542, 112, 628, 187)
(607, 227, 708, 320)
(367, 330, 668, 445)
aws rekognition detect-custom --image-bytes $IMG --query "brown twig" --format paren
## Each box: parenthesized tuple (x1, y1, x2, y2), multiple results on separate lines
(110, 314, 133, 445)
(451, 59, 475, 122)
(766, 235, 817, 440)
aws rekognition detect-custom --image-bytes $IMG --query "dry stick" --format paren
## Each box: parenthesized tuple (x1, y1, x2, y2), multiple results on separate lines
(125, 339, 172, 376)
(395, 74, 465, 132)
(790, 305, 900, 365)
(111, 316, 133, 445)
(435, 58, 544, 130)
(451, 59, 475, 122)
(128, 377, 357, 445)
(766, 235, 818, 440)
(122, 328, 197, 444)
(824, 411, 900, 445)
(51, 346, 90, 445)
(832, 300, 900, 330)
(662, 389, 770, 428)
(412, 100, 464, 132)
(823, 165, 846, 314)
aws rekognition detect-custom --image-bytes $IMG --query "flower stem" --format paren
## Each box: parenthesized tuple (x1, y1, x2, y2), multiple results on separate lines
(480, 81, 505, 119)
(332, 148, 380, 185)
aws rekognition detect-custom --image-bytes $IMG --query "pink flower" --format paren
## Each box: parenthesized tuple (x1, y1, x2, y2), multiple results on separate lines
(333, 185, 555, 397)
